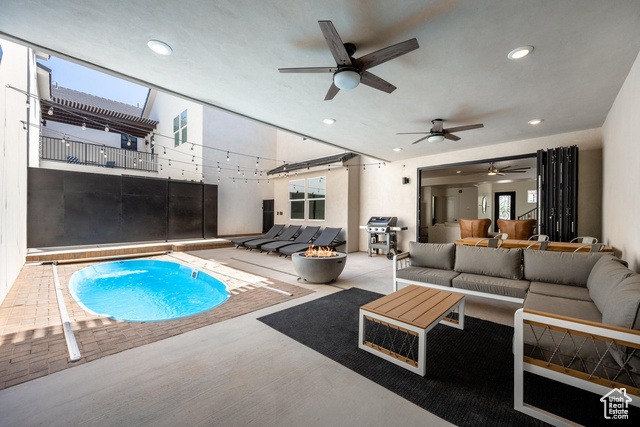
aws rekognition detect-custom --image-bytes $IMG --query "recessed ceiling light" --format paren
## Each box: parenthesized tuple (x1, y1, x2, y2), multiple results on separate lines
(323, 118, 336, 125)
(528, 119, 544, 125)
(508, 46, 533, 60)
(393, 148, 402, 152)
(147, 40, 173, 56)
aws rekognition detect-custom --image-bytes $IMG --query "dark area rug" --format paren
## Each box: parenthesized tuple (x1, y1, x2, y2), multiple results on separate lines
(258, 288, 639, 427)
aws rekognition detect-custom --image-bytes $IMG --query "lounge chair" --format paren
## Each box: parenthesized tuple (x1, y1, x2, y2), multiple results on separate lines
(261, 226, 320, 254)
(231, 224, 285, 248)
(279, 227, 345, 257)
(244, 225, 301, 250)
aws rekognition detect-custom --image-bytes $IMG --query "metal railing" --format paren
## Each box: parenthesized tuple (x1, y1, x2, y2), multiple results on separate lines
(518, 207, 537, 221)
(40, 136, 158, 172)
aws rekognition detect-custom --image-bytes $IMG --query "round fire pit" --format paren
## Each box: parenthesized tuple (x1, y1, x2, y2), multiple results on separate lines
(292, 252, 347, 284)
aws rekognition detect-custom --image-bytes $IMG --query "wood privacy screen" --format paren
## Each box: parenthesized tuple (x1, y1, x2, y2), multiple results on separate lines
(27, 168, 218, 247)
(536, 146, 578, 242)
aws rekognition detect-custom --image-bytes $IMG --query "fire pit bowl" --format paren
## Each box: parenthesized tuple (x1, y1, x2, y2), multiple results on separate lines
(292, 251, 347, 284)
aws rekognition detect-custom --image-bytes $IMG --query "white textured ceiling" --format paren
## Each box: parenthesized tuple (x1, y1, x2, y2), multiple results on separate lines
(1, 0, 639, 162)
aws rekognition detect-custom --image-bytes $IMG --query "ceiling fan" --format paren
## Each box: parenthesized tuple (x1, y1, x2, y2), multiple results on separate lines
(397, 119, 484, 144)
(278, 20, 419, 100)
(485, 162, 531, 176)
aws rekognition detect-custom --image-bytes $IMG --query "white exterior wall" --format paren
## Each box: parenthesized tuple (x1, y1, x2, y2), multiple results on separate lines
(0, 40, 36, 304)
(602, 50, 640, 272)
(144, 90, 204, 183)
(203, 107, 276, 236)
(41, 122, 126, 149)
(358, 128, 602, 253)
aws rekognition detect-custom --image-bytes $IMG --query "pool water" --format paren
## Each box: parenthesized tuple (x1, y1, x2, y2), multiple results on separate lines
(69, 260, 230, 322)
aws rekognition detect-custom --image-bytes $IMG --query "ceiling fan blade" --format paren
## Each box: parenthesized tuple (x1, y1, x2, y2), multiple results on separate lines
(443, 123, 484, 133)
(499, 165, 513, 170)
(444, 133, 461, 141)
(318, 21, 352, 66)
(506, 167, 531, 171)
(357, 38, 420, 70)
(360, 71, 396, 93)
(497, 173, 505, 176)
(324, 82, 340, 101)
(396, 132, 430, 135)
(411, 135, 430, 144)
(502, 170, 527, 173)
(278, 67, 336, 73)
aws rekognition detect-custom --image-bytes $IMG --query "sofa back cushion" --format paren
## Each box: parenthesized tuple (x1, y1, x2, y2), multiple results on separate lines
(409, 242, 455, 270)
(523, 249, 607, 287)
(602, 274, 640, 330)
(454, 245, 522, 280)
(587, 256, 634, 312)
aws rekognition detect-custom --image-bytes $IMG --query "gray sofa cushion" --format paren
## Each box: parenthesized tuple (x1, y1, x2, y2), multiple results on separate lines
(396, 266, 459, 287)
(528, 281, 592, 301)
(523, 249, 607, 286)
(452, 273, 529, 299)
(454, 245, 523, 280)
(598, 274, 640, 376)
(523, 292, 602, 323)
(587, 256, 634, 312)
(602, 273, 640, 330)
(409, 242, 455, 270)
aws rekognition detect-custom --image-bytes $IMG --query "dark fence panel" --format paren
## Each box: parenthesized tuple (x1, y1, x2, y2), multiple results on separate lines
(167, 182, 203, 240)
(204, 184, 218, 238)
(27, 168, 218, 247)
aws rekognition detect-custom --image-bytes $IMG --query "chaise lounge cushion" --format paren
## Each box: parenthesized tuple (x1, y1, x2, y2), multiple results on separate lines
(396, 267, 459, 287)
(528, 281, 592, 301)
(454, 245, 523, 280)
(587, 255, 634, 312)
(452, 273, 530, 299)
(409, 242, 455, 270)
(523, 249, 606, 287)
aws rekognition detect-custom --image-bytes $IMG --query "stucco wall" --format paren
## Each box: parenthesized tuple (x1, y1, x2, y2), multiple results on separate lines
(359, 128, 602, 253)
(0, 40, 35, 304)
(203, 106, 277, 236)
(602, 50, 640, 271)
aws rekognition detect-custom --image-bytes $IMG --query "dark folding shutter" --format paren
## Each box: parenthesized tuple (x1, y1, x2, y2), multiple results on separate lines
(537, 146, 579, 241)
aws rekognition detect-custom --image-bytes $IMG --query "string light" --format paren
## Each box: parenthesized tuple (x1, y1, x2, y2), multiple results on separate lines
(81, 122, 86, 130)
(233, 178, 236, 183)
(48, 107, 53, 116)
(195, 164, 198, 171)
(226, 151, 230, 161)
(378, 163, 381, 168)
(237, 166, 240, 174)
(191, 143, 194, 151)
(346, 166, 349, 172)
(364, 164, 366, 171)
(328, 165, 331, 172)
(181, 170, 184, 176)
(256, 157, 259, 167)
(245, 179, 247, 184)
(160, 165, 163, 171)
(192, 155, 195, 162)
(163, 147, 166, 155)
(254, 170, 257, 176)
(217, 177, 220, 183)
(105, 124, 109, 132)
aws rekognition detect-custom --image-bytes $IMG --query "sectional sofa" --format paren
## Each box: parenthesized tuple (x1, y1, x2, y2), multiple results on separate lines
(393, 242, 640, 425)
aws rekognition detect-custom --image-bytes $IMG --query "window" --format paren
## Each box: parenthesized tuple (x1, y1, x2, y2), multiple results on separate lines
(527, 190, 537, 203)
(121, 134, 137, 150)
(307, 177, 326, 220)
(289, 179, 305, 220)
(173, 109, 187, 147)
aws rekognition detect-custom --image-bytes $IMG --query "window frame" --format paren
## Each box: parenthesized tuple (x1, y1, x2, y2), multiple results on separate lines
(288, 179, 306, 221)
(306, 176, 326, 221)
(173, 109, 188, 147)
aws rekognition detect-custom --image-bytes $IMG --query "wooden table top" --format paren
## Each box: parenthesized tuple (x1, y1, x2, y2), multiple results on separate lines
(360, 285, 464, 329)
(455, 237, 613, 253)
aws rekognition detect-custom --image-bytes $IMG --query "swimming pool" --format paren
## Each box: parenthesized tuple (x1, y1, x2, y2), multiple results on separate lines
(69, 260, 230, 322)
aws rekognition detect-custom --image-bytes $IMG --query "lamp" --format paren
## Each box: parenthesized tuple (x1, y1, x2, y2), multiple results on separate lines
(428, 134, 445, 143)
(333, 69, 361, 90)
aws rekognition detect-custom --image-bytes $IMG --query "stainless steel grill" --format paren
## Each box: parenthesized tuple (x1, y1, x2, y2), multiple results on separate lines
(360, 217, 406, 259)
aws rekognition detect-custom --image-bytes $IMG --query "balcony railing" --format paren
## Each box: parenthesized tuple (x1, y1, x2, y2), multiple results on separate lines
(40, 136, 158, 173)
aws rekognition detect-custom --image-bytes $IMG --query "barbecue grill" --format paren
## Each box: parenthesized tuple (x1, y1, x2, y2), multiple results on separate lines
(360, 217, 407, 259)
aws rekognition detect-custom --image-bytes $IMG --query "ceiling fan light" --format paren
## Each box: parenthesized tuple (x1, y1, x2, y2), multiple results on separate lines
(488, 171, 497, 176)
(333, 70, 361, 90)
(427, 134, 445, 143)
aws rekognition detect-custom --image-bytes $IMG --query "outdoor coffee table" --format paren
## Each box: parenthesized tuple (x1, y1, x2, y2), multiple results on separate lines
(358, 284, 465, 376)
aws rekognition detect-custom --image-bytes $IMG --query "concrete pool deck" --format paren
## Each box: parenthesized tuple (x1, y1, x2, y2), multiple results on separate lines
(0, 246, 521, 426)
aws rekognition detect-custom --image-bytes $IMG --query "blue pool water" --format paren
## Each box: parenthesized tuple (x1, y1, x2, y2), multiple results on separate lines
(69, 260, 230, 322)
